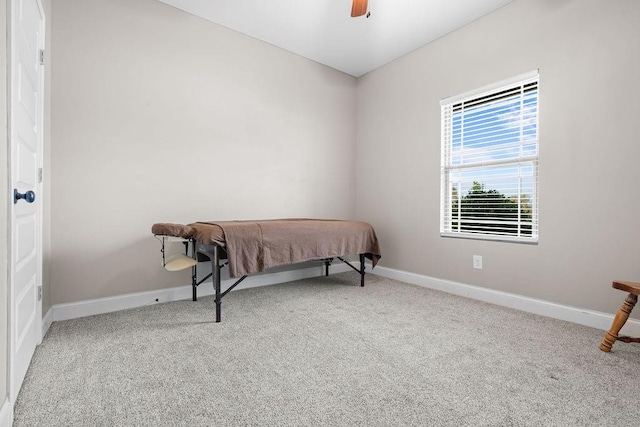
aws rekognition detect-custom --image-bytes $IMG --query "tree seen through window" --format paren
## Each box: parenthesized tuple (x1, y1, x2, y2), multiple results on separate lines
(451, 181, 532, 236)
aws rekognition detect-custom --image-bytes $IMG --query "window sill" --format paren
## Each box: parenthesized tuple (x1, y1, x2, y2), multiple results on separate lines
(440, 232, 538, 245)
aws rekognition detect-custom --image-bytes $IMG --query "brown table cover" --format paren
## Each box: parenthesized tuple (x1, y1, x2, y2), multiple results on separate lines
(152, 219, 381, 278)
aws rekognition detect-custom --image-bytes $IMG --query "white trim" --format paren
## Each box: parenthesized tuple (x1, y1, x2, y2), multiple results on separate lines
(440, 231, 538, 245)
(440, 69, 539, 105)
(51, 263, 353, 322)
(49, 262, 632, 339)
(41, 307, 52, 339)
(0, 398, 12, 427)
(371, 266, 640, 336)
(35, 0, 46, 348)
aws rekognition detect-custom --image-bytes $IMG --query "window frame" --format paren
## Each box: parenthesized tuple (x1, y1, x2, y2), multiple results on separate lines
(440, 70, 539, 244)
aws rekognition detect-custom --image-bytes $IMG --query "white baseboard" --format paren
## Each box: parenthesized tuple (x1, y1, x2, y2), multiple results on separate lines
(371, 266, 640, 336)
(51, 263, 353, 322)
(42, 307, 53, 340)
(48, 262, 630, 336)
(0, 398, 12, 427)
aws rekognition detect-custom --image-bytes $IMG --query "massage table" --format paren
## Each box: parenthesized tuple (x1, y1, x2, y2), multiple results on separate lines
(152, 219, 381, 322)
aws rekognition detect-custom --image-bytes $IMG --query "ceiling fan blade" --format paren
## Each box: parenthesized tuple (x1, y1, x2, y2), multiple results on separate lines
(351, 0, 368, 17)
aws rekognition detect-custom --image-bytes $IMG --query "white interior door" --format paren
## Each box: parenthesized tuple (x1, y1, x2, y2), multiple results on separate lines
(9, 0, 44, 401)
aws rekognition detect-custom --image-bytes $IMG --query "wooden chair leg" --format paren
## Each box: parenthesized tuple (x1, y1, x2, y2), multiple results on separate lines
(600, 293, 637, 352)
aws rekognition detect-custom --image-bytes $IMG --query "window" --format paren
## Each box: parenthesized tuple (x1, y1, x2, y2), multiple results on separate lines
(440, 71, 539, 243)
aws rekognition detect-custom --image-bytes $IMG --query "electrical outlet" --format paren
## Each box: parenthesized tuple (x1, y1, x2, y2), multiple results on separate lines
(473, 255, 483, 270)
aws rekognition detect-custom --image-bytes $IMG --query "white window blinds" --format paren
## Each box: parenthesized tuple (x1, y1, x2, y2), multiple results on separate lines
(440, 71, 539, 243)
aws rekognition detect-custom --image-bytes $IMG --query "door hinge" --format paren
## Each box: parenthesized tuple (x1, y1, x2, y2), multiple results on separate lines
(37, 168, 43, 183)
(37, 286, 42, 301)
(39, 49, 45, 65)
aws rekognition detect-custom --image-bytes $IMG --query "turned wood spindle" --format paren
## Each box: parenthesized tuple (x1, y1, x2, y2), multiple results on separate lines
(600, 293, 637, 352)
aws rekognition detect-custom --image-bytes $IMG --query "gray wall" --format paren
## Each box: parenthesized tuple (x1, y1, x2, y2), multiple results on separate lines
(50, 0, 357, 304)
(356, 0, 640, 315)
(49, 0, 640, 318)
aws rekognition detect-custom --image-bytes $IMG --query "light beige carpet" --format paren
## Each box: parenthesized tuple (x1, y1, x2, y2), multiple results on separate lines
(14, 272, 640, 426)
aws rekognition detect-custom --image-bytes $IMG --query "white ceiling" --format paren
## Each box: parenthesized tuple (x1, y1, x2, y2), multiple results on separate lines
(157, 0, 514, 77)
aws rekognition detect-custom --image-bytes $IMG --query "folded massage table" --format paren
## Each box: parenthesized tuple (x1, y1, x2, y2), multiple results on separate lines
(152, 219, 382, 322)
